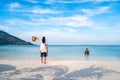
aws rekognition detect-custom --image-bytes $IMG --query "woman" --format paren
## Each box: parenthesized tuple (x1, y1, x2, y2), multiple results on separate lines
(39, 36, 48, 64)
(85, 48, 89, 61)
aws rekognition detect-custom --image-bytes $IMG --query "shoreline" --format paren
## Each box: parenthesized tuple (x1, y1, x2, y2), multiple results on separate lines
(0, 57, 120, 62)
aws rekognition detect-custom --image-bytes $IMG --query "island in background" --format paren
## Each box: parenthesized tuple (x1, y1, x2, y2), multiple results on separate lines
(0, 30, 32, 45)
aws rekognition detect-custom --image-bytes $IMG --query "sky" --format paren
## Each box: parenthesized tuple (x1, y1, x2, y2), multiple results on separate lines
(0, 0, 120, 45)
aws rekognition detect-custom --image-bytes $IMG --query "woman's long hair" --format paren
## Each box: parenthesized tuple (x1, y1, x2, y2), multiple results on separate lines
(42, 36, 46, 43)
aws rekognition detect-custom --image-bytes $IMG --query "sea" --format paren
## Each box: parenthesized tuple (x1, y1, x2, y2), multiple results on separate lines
(0, 45, 120, 61)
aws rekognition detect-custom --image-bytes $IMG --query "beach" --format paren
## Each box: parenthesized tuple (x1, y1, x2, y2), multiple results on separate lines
(0, 60, 120, 80)
(0, 45, 120, 80)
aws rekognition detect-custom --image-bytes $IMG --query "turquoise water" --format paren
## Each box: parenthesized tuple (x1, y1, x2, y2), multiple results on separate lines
(0, 45, 120, 61)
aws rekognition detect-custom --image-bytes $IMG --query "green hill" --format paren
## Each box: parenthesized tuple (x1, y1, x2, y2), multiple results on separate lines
(0, 30, 32, 45)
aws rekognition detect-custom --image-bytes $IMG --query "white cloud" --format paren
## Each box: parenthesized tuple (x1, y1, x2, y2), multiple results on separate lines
(46, 0, 101, 4)
(6, 15, 93, 28)
(32, 8, 61, 14)
(5, 19, 28, 26)
(82, 6, 110, 16)
(45, 0, 56, 4)
(5, 20, 16, 25)
(8, 2, 21, 10)
(24, 0, 38, 3)
(7, 4, 62, 14)
(45, 0, 118, 4)
(32, 15, 93, 27)
(0, 26, 9, 31)
(110, 26, 120, 32)
(64, 28, 77, 32)
(113, 30, 120, 32)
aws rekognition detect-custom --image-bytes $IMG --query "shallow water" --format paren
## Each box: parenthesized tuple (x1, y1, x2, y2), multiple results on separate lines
(0, 45, 120, 61)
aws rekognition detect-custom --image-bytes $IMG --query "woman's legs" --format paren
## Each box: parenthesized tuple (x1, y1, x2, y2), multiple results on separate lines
(41, 58, 43, 63)
(41, 53, 47, 64)
(41, 53, 43, 63)
(44, 57, 46, 64)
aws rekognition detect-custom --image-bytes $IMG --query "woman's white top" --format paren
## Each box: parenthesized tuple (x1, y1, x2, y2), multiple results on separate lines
(40, 42, 48, 53)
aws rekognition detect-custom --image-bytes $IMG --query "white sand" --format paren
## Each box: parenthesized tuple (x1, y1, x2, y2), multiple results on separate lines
(0, 60, 120, 80)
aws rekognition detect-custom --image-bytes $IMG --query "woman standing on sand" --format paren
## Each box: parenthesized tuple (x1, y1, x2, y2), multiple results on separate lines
(39, 36, 48, 64)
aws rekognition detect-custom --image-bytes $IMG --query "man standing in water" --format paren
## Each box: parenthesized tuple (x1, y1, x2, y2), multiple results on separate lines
(85, 48, 89, 61)
(39, 36, 48, 64)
